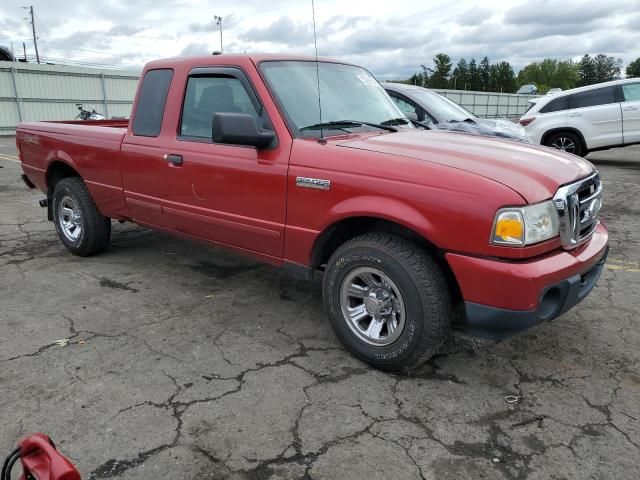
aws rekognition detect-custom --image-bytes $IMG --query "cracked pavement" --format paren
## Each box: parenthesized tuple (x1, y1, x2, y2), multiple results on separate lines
(1, 139, 639, 479)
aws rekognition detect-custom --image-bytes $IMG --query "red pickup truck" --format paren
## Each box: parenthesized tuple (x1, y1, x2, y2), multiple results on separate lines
(17, 54, 608, 371)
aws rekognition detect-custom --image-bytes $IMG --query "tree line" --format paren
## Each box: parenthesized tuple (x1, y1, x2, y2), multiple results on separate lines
(401, 53, 640, 94)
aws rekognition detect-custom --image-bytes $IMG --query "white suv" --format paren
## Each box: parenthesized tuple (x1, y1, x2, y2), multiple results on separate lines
(519, 78, 640, 157)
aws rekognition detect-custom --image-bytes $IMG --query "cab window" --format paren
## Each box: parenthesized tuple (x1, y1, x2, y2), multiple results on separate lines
(180, 75, 260, 139)
(132, 69, 173, 137)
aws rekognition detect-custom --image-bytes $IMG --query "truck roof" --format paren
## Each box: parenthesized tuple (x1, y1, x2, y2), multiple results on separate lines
(144, 53, 350, 70)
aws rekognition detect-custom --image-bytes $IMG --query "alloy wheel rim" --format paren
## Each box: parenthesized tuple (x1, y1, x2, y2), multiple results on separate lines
(551, 136, 576, 153)
(58, 195, 82, 242)
(339, 266, 406, 346)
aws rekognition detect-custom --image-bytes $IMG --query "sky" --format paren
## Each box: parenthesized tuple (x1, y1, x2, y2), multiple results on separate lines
(1, 0, 639, 79)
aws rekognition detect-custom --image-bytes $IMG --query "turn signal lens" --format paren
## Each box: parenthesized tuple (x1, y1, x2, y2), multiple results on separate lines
(492, 211, 525, 245)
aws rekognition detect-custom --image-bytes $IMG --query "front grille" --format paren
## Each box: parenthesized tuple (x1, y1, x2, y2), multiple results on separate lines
(553, 172, 602, 249)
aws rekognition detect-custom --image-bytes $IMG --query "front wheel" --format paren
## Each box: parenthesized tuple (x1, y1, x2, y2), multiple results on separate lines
(545, 131, 585, 157)
(52, 177, 111, 256)
(323, 233, 452, 371)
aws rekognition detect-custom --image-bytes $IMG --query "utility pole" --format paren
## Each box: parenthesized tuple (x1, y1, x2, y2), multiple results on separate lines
(24, 5, 40, 63)
(214, 15, 223, 53)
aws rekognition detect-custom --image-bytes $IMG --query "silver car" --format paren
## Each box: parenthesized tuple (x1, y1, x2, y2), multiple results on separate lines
(383, 83, 530, 143)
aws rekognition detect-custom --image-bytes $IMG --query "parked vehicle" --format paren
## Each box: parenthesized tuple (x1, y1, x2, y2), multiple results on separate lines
(384, 82, 530, 143)
(519, 78, 640, 156)
(75, 103, 105, 120)
(16, 54, 608, 371)
(546, 88, 563, 95)
(517, 84, 538, 95)
(0, 45, 16, 62)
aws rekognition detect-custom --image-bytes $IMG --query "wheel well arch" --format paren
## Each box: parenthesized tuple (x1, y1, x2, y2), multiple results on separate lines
(46, 160, 80, 196)
(310, 216, 462, 305)
(541, 128, 587, 151)
(44, 161, 81, 221)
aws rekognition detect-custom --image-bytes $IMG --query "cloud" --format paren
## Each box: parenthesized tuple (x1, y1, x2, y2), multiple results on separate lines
(0, 0, 639, 78)
(51, 30, 114, 49)
(626, 13, 640, 30)
(458, 7, 492, 26)
(504, 0, 613, 26)
(179, 42, 211, 56)
(107, 25, 145, 36)
(329, 24, 438, 55)
(454, 21, 601, 47)
(317, 15, 368, 36)
(240, 16, 314, 45)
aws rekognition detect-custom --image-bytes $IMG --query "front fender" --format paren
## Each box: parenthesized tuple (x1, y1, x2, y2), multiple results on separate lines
(323, 195, 438, 246)
(283, 193, 442, 267)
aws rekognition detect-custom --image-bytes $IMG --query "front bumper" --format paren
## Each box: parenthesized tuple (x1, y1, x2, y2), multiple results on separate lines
(446, 224, 609, 339)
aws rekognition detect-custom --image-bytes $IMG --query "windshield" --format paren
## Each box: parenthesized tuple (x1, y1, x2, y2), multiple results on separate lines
(260, 61, 410, 137)
(409, 89, 476, 123)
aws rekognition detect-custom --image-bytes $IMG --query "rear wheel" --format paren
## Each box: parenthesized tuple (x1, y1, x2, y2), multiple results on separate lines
(52, 177, 111, 256)
(545, 131, 585, 157)
(322, 233, 452, 371)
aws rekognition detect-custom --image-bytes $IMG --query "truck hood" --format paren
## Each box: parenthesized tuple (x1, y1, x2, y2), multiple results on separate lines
(336, 130, 594, 203)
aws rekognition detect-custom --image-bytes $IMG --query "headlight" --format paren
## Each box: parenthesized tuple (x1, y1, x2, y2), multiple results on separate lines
(491, 200, 559, 246)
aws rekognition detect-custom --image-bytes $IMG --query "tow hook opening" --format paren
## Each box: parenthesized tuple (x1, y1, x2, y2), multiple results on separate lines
(539, 286, 563, 320)
(38, 199, 48, 208)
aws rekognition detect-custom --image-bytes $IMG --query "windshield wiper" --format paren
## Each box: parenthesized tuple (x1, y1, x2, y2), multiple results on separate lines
(300, 120, 359, 132)
(380, 117, 410, 127)
(448, 117, 476, 124)
(300, 120, 397, 132)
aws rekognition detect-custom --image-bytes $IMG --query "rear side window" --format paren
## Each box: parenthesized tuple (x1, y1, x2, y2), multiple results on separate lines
(539, 96, 568, 113)
(132, 69, 174, 137)
(180, 75, 260, 139)
(571, 87, 616, 109)
(622, 83, 640, 102)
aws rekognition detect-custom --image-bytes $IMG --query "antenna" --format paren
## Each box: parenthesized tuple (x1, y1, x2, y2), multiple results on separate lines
(311, 0, 325, 144)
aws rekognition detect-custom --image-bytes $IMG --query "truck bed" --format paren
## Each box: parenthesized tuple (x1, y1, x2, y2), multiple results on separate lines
(17, 120, 130, 219)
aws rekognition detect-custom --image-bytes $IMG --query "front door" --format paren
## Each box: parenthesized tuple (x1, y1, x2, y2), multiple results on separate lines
(161, 68, 288, 259)
(121, 68, 174, 226)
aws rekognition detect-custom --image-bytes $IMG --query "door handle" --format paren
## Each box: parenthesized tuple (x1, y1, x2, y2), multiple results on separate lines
(568, 113, 581, 117)
(164, 154, 183, 166)
(623, 106, 638, 111)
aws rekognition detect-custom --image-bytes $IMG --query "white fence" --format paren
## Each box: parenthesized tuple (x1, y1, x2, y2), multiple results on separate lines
(432, 88, 538, 119)
(0, 62, 140, 136)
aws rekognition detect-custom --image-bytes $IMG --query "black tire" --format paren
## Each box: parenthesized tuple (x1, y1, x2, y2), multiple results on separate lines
(544, 131, 586, 157)
(322, 233, 452, 371)
(52, 177, 111, 256)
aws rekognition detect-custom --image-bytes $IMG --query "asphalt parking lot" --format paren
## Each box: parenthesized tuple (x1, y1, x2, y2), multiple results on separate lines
(0, 138, 638, 479)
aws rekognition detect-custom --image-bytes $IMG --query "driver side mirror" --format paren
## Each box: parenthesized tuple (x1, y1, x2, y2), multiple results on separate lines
(212, 112, 275, 149)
